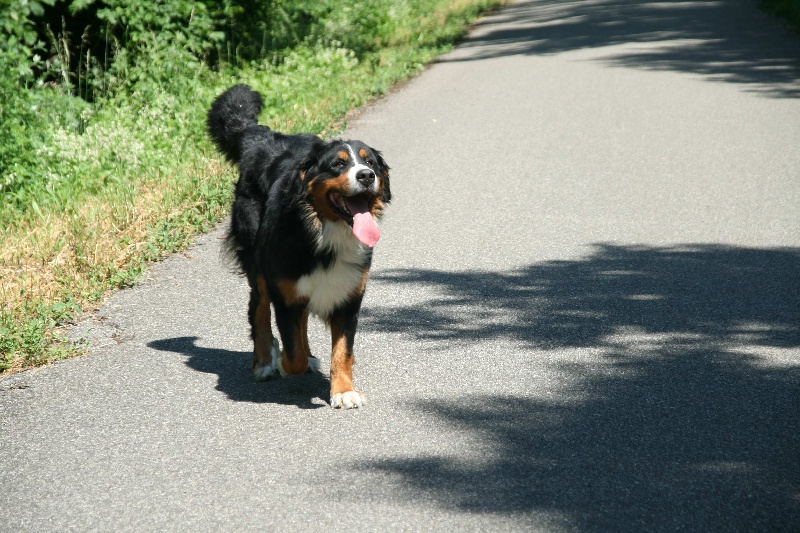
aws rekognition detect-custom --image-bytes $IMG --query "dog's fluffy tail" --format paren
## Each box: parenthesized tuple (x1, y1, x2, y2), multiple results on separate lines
(207, 84, 264, 164)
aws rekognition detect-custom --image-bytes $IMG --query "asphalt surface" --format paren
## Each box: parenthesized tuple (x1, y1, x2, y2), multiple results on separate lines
(3, 1, 800, 531)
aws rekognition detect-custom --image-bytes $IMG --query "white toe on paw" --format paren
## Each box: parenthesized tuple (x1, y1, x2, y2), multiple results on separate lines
(254, 340, 281, 381)
(253, 362, 277, 381)
(331, 391, 365, 409)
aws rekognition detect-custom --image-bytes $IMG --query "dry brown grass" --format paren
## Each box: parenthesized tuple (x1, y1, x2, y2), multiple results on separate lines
(2, 157, 224, 306)
(0, 156, 233, 373)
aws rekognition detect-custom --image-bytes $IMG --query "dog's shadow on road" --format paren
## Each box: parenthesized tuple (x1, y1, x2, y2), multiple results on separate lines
(147, 336, 329, 409)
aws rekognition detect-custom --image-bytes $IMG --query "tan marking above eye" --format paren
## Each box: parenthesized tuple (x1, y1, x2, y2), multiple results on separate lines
(358, 148, 368, 159)
(337, 150, 349, 161)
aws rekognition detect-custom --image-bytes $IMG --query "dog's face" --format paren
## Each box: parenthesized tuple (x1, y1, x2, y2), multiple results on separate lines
(303, 140, 391, 247)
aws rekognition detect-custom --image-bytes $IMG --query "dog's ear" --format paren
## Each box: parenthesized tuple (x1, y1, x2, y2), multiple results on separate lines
(299, 154, 317, 182)
(375, 150, 391, 203)
(299, 140, 329, 182)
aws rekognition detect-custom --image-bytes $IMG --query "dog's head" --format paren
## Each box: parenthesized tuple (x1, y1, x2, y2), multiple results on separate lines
(302, 140, 391, 248)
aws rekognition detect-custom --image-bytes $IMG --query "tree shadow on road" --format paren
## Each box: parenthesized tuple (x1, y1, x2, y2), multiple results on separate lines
(147, 336, 329, 409)
(447, 0, 800, 97)
(364, 244, 800, 349)
(360, 244, 800, 529)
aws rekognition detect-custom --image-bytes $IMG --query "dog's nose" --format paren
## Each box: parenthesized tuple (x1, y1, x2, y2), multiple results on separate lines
(356, 169, 375, 187)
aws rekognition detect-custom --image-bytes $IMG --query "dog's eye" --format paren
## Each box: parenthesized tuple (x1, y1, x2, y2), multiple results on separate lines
(333, 159, 346, 170)
(365, 159, 375, 168)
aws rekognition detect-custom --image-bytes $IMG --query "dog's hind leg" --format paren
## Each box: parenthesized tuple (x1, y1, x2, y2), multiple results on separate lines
(274, 305, 313, 376)
(271, 280, 313, 376)
(251, 275, 280, 381)
(300, 311, 321, 373)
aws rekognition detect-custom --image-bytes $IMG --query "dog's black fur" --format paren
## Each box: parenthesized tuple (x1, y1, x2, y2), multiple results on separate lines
(207, 84, 390, 409)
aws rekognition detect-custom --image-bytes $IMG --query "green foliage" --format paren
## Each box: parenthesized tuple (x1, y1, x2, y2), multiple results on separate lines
(0, 300, 76, 372)
(0, 0, 54, 208)
(84, 0, 222, 94)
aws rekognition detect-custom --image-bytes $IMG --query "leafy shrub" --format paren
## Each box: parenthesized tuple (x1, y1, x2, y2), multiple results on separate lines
(74, 0, 223, 95)
(0, 0, 53, 205)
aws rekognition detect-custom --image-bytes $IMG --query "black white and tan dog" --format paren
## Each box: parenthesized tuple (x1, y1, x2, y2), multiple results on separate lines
(207, 84, 391, 409)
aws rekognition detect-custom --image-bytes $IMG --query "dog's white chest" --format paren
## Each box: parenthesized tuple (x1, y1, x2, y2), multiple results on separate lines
(296, 222, 368, 318)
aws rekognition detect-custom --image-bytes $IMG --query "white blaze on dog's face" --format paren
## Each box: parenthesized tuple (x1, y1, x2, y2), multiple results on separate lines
(305, 141, 391, 248)
(344, 143, 379, 196)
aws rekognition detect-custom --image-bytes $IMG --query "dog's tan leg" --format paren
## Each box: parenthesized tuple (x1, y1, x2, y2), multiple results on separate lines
(329, 312, 364, 409)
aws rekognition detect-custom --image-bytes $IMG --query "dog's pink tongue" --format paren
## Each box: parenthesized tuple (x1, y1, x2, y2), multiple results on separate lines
(353, 212, 380, 247)
(346, 196, 380, 247)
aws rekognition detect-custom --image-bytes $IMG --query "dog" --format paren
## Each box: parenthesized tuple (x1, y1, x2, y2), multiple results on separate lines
(207, 84, 391, 409)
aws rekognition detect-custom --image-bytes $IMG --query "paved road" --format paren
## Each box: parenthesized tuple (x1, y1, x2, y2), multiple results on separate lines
(3, 1, 800, 530)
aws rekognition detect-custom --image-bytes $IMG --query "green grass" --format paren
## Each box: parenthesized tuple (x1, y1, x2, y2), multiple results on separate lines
(0, 0, 506, 374)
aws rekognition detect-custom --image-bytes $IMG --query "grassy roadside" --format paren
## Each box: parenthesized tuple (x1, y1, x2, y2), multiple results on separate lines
(0, 0, 506, 375)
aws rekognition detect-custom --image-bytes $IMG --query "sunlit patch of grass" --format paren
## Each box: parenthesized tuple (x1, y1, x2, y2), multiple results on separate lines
(0, 156, 233, 373)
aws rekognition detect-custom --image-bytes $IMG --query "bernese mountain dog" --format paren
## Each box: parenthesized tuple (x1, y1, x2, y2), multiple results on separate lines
(207, 84, 391, 409)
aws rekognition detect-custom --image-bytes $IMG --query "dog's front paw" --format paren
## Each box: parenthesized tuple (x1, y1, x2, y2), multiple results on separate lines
(330, 391, 365, 409)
